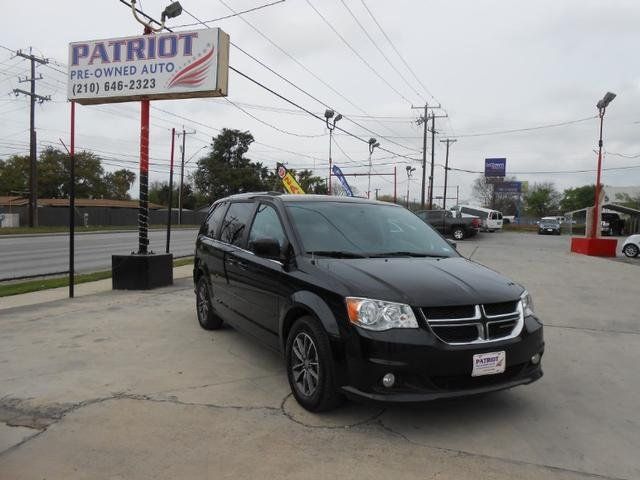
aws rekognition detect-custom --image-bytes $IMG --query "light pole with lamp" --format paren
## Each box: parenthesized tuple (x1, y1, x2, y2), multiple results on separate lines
(367, 137, 380, 199)
(591, 91, 616, 238)
(406, 166, 416, 208)
(570, 91, 617, 257)
(324, 109, 342, 194)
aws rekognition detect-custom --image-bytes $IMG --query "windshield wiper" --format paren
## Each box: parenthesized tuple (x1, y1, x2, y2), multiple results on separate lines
(368, 251, 448, 258)
(306, 250, 368, 259)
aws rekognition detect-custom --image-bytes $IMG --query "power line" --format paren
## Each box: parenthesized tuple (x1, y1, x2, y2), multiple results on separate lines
(359, 0, 437, 103)
(305, 0, 415, 106)
(337, 0, 424, 102)
(172, 0, 286, 28)
(229, 65, 419, 161)
(224, 97, 326, 138)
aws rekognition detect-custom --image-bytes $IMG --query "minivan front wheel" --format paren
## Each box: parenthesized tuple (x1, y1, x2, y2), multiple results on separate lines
(196, 276, 223, 330)
(286, 316, 343, 412)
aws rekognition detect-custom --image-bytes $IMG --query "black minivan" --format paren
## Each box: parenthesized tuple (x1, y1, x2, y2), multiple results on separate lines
(194, 193, 544, 411)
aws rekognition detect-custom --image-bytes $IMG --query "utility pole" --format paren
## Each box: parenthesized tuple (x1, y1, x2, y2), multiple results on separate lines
(412, 104, 446, 209)
(177, 127, 196, 224)
(13, 48, 50, 227)
(428, 112, 448, 210)
(439, 138, 457, 210)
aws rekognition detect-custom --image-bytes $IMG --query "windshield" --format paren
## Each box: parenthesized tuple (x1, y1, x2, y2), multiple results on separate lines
(286, 201, 456, 258)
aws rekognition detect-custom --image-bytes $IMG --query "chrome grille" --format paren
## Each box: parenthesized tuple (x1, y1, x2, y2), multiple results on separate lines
(422, 301, 524, 345)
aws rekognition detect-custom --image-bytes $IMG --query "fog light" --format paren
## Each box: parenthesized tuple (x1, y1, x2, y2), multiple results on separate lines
(531, 353, 541, 365)
(382, 373, 395, 388)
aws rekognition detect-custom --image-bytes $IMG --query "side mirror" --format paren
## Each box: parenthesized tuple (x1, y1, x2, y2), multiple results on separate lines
(251, 238, 281, 260)
(447, 239, 457, 250)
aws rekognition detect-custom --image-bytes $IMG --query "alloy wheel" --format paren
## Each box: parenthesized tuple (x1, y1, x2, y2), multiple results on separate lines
(291, 332, 320, 397)
(197, 282, 209, 322)
(623, 244, 639, 258)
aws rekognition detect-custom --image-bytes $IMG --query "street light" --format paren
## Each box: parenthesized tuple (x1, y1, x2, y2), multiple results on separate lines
(367, 137, 380, 199)
(131, 0, 183, 32)
(406, 166, 416, 208)
(590, 91, 616, 238)
(325, 109, 342, 194)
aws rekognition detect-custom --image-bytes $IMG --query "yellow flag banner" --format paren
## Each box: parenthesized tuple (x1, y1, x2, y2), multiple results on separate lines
(276, 163, 305, 194)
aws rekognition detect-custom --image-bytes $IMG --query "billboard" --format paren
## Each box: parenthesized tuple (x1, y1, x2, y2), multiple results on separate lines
(68, 28, 229, 105)
(485, 158, 506, 177)
(277, 163, 305, 194)
(494, 181, 522, 194)
(332, 165, 354, 196)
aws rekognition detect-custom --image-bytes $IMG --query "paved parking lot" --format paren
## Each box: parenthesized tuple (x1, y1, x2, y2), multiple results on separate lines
(1, 232, 638, 480)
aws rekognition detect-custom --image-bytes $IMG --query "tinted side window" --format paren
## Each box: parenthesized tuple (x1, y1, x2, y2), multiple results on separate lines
(220, 202, 254, 247)
(205, 202, 227, 238)
(248, 204, 287, 249)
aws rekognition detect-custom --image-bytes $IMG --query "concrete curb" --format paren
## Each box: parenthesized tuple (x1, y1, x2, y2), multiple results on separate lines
(0, 264, 194, 311)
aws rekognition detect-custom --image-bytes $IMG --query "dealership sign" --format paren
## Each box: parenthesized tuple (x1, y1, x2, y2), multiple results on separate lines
(494, 181, 522, 194)
(67, 28, 229, 105)
(485, 158, 506, 177)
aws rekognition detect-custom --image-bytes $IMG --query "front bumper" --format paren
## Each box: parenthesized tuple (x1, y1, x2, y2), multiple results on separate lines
(338, 316, 544, 403)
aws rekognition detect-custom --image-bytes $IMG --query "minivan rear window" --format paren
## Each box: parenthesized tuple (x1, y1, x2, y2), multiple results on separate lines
(220, 202, 254, 246)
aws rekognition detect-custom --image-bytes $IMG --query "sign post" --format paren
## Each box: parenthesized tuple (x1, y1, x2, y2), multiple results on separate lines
(67, 27, 229, 289)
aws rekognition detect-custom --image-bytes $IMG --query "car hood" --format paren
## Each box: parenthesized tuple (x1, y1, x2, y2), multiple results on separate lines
(312, 256, 523, 307)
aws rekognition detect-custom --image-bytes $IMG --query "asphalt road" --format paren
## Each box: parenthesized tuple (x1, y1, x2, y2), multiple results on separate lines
(0, 229, 199, 280)
(0, 232, 638, 479)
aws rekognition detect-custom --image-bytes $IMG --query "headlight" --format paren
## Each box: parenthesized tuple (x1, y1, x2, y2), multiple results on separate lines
(345, 297, 419, 331)
(521, 290, 534, 316)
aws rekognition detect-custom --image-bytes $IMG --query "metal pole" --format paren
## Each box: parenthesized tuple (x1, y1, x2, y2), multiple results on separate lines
(138, 99, 150, 254)
(166, 128, 176, 253)
(328, 129, 332, 195)
(29, 54, 37, 227)
(440, 138, 457, 211)
(367, 151, 372, 199)
(179, 129, 186, 224)
(69, 101, 75, 298)
(428, 114, 436, 210)
(456, 185, 459, 206)
(393, 166, 397, 203)
(420, 104, 428, 208)
(591, 109, 605, 238)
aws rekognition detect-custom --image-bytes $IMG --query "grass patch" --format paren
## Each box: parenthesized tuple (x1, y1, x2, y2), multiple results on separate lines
(0, 257, 194, 298)
(0, 225, 199, 235)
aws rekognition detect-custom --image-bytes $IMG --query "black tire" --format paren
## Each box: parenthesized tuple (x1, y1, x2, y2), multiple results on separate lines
(285, 316, 343, 412)
(195, 276, 223, 330)
(452, 227, 465, 241)
(623, 244, 639, 258)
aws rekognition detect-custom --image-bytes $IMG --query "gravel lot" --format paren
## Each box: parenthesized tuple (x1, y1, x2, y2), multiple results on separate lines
(1, 232, 638, 480)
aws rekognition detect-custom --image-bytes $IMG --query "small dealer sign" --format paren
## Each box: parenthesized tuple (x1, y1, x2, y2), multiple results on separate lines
(68, 28, 229, 105)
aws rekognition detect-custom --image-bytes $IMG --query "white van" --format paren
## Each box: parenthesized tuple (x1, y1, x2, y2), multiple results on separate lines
(451, 205, 503, 232)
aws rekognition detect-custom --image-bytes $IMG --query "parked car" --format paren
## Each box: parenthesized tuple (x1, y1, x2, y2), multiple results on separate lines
(622, 234, 640, 258)
(538, 218, 561, 235)
(414, 209, 480, 240)
(193, 193, 544, 412)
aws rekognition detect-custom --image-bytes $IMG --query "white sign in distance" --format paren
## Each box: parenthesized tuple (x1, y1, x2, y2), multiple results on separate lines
(68, 28, 229, 105)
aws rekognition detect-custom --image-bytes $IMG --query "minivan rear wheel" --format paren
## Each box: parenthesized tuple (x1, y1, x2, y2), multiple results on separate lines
(286, 316, 343, 412)
(196, 276, 223, 330)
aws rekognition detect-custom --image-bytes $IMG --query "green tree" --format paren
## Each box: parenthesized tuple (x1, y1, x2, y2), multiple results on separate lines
(560, 185, 595, 212)
(524, 182, 561, 218)
(0, 147, 135, 200)
(193, 129, 271, 201)
(295, 169, 327, 194)
(104, 169, 136, 200)
(149, 181, 177, 207)
(0, 155, 30, 196)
